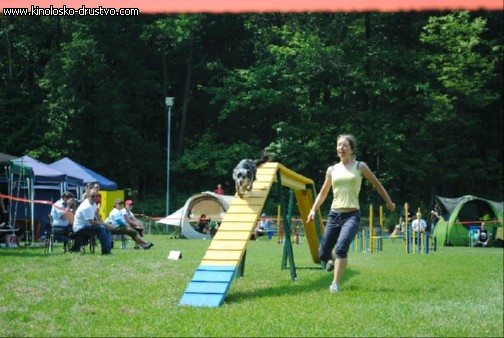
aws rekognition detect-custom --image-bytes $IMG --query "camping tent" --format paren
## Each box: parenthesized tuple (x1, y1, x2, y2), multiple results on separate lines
(157, 192, 234, 239)
(48, 157, 117, 190)
(433, 195, 503, 246)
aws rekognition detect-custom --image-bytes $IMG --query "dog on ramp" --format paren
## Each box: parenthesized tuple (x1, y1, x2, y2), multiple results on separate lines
(232, 154, 271, 198)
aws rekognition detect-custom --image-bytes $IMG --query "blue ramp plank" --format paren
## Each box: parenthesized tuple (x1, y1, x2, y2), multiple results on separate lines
(179, 265, 237, 307)
(179, 293, 224, 307)
(197, 265, 236, 272)
(186, 281, 230, 294)
(192, 270, 234, 283)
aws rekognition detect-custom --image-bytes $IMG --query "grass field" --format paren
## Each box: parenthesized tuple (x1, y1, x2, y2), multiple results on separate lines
(1, 234, 503, 337)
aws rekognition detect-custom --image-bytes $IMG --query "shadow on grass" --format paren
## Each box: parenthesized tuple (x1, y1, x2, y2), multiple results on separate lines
(0, 248, 51, 257)
(226, 267, 360, 303)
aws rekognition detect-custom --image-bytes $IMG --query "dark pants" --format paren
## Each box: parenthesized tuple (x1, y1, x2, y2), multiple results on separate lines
(111, 225, 138, 239)
(319, 210, 361, 260)
(74, 225, 111, 254)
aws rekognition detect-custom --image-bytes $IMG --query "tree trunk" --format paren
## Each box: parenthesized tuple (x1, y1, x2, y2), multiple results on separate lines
(177, 34, 194, 155)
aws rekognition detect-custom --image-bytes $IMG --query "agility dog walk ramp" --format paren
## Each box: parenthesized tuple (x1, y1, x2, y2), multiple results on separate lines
(179, 162, 323, 307)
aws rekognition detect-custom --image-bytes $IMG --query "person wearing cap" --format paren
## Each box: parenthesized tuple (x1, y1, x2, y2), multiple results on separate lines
(121, 200, 146, 249)
(254, 213, 272, 240)
(106, 199, 153, 250)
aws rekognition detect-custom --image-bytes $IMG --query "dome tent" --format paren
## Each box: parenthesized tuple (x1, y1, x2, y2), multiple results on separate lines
(433, 195, 503, 246)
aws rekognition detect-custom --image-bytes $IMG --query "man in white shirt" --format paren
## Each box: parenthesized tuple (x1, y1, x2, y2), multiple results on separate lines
(50, 191, 74, 228)
(73, 189, 112, 255)
(411, 212, 427, 233)
(50, 191, 74, 250)
(106, 199, 153, 250)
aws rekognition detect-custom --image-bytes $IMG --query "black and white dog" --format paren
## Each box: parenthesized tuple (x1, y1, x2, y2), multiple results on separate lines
(232, 154, 271, 198)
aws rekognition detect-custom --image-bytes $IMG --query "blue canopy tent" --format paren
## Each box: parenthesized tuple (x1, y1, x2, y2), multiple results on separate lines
(0, 151, 17, 165)
(49, 157, 117, 191)
(8, 156, 83, 241)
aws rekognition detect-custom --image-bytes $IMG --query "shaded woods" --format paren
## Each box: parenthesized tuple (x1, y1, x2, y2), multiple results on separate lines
(1, 12, 502, 215)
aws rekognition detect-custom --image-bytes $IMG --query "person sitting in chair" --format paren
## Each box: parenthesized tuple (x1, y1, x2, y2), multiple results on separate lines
(122, 200, 145, 248)
(254, 213, 272, 239)
(72, 189, 112, 255)
(472, 222, 489, 247)
(106, 199, 153, 250)
(196, 214, 210, 234)
(49, 191, 75, 251)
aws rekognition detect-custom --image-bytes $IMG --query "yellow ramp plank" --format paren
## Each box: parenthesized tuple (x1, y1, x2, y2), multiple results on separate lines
(295, 189, 321, 263)
(227, 204, 263, 213)
(201, 260, 238, 267)
(249, 181, 273, 190)
(230, 198, 264, 206)
(275, 175, 307, 190)
(204, 250, 243, 261)
(218, 223, 256, 231)
(255, 173, 276, 181)
(208, 241, 247, 251)
(222, 214, 258, 222)
(212, 231, 252, 241)
(277, 163, 314, 185)
(219, 221, 257, 230)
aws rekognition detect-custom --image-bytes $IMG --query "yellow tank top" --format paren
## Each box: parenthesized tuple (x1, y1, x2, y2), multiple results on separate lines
(330, 161, 362, 210)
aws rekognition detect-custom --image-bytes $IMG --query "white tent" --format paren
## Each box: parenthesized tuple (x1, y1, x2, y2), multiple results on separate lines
(157, 191, 234, 239)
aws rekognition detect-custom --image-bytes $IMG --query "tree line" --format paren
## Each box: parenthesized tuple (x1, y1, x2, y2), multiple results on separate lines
(1, 11, 502, 216)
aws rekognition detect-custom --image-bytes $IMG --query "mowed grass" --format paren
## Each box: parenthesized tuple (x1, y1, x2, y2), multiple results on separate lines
(0, 234, 502, 337)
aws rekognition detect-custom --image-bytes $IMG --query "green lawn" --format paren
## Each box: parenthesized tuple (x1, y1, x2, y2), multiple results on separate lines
(1, 235, 502, 337)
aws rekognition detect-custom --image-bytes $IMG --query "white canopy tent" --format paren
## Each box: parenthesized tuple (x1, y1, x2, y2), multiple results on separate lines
(157, 191, 234, 239)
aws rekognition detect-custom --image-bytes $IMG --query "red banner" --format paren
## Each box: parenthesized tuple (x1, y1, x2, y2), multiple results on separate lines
(1, 0, 502, 14)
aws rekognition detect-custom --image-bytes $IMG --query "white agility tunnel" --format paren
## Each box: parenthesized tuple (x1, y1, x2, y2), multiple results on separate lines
(157, 191, 234, 239)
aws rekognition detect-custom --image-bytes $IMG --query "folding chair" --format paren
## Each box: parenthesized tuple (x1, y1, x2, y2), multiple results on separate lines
(468, 225, 480, 247)
(45, 214, 73, 253)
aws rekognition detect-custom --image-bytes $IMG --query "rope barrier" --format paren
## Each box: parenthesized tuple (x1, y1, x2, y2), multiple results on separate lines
(0, 193, 72, 214)
(2, 193, 500, 227)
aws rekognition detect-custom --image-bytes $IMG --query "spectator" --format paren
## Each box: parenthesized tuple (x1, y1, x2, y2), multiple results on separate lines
(399, 206, 415, 233)
(196, 214, 210, 234)
(254, 213, 272, 240)
(72, 189, 112, 255)
(472, 222, 489, 247)
(411, 212, 427, 233)
(49, 191, 75, 250)
(122, 199, 145, 249)
(430, 203, 441, 233)
(214, 184, 225, 195)
(106, 199, 153, 250)
(81, 183, 101, 209)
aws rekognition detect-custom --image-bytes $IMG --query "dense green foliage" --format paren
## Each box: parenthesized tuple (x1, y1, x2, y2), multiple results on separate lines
(1, 12, 502, 217)
(0, 236, 503, 337)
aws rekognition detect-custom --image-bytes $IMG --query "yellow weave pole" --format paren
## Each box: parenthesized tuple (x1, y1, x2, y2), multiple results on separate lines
(413, 207, 420, 254)
(421, 231, 425, 254)
(419, 207, 425, 254)
(380, 205, 383, 237)
(369, 204, 373, 253)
